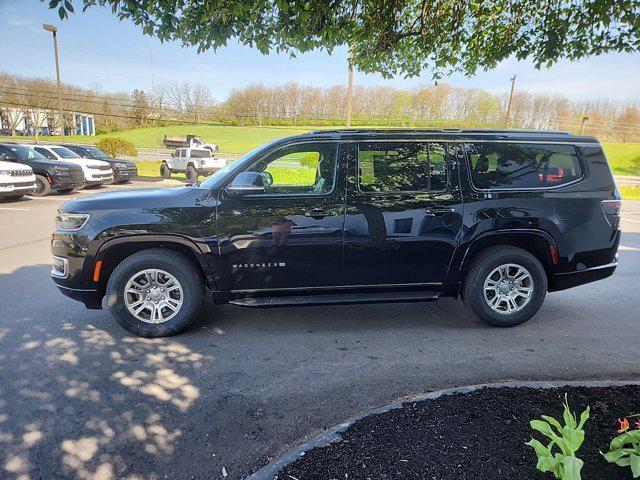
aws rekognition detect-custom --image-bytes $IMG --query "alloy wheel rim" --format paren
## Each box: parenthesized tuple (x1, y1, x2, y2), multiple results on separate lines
(124, 268, 184, 324)
(35, 178, 45, 195)
(483, 263, 534, 315)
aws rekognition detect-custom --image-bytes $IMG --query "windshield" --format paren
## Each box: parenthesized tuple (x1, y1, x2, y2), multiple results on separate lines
(83, 146, 109, 158)
(52, 147, 81, 158)
(8, 145, 46, 160)
(200, 141, 277, 189)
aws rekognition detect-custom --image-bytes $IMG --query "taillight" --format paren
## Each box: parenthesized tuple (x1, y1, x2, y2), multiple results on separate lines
(601, 200, 622, 227)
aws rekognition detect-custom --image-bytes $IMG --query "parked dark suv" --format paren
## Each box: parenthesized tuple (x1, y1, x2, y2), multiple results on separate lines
(51, 130, 621, 337)
(61, 144, 138, 183)
(0, 143, 85, 196)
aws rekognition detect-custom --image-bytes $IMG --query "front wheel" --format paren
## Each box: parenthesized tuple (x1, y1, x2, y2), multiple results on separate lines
(185, 165, 199, 184)
(160, 163, 171, 179)
(32, 175, 51, 197)
(463, 246, 547, 327)
(105, 249, 204, 337)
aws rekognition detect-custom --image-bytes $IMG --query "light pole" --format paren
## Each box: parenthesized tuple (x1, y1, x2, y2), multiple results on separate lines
(43, 23, 65, 138)
(346, 47, 354, 128)
(505, 74, 516, 129)
(580, 115, 589, 135)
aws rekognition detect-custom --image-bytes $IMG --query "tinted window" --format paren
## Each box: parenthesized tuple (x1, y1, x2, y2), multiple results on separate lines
(52, 147, 80, 158)
(34, 147, 56, 160)
(358, 142, 448, 193)
(190, 150, 212, 158)
(467, 143, 583, 189)
(244, 142, 338, 195)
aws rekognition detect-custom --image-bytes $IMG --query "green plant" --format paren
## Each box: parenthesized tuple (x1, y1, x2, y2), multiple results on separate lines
(95, 137, 138, 158)
(603, 416, 640, 478)
(526, 395, 590, 480)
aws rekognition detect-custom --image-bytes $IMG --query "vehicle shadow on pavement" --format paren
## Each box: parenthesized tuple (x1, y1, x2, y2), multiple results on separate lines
(0, 264, 216, 479)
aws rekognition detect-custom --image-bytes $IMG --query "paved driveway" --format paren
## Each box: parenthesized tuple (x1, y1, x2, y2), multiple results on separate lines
(1, 186, 639, 480)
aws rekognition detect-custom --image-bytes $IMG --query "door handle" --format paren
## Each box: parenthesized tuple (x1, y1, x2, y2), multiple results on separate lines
(305, 208, 330, 219)
(425, 207, 456, 216)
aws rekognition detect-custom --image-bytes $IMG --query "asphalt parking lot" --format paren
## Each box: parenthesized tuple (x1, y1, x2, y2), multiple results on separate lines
(1, 181, 639, 480)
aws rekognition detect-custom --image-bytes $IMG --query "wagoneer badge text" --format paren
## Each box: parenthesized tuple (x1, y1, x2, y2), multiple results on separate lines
(232, 262, 287, 270)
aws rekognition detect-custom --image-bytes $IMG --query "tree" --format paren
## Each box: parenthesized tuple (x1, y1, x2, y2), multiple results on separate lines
(48, 0, 640, 79)
(131, 89, 150, 126)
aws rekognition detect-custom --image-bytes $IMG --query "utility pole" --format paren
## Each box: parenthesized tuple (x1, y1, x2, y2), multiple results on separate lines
(505, 74, 516, 129)
(346, 47, 354, 128)
(580, 115, 589, 135)
(43, 24, 64, 138)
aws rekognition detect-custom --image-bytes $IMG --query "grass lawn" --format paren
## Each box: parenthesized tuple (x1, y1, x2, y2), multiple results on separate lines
(620, 186, 640, 200)
(602, 142, 640, 176)
(3, 125, 640, 176)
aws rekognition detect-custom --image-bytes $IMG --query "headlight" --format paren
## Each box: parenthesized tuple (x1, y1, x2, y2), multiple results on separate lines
(53, 166, 70, 174)
(200, 160, 207, 166)
(55, 212, 90, 231)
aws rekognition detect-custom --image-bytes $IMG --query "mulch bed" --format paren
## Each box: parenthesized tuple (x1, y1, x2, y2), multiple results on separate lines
(278, 385, 640, 480)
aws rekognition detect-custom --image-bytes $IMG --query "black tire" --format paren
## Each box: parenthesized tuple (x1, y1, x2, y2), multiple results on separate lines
(4, 194, 24, 201)
(57, 188, 75, 194)
(463, 246, 547, 327)
(32, 175, 51, 197)
(185, 165, 199, 183)
(105, 249, 204, 337)
(160, 163, 171, 179)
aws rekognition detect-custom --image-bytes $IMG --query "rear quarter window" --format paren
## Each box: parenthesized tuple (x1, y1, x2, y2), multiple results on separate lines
(466, 142, 583, 190)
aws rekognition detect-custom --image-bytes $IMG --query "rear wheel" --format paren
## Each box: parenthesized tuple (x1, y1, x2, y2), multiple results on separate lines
(160, 163, 171, 179)
(185, 165, 199, 183)
(105, 249, 204, 337)
(463, 246, 547, 327)
(32, 175, 51, 197)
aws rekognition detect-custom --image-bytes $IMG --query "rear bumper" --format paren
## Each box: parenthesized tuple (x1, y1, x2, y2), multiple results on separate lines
(54, 283, 102, 309)
(550, 258, 618, 291)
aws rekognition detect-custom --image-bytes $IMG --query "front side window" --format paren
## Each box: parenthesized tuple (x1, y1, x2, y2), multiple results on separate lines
(52, 147, 80, 159)
(34, 147, 56, 160)
(357, 141, 448, 193)
(244, 142, 338, 195)
(466, 142, 583, 190)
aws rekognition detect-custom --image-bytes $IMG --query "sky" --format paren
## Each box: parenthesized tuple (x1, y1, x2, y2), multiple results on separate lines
(1, 0, 639, 103)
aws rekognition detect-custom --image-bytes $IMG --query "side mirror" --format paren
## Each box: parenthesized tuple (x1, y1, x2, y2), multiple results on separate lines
(226, 172, 266, 196)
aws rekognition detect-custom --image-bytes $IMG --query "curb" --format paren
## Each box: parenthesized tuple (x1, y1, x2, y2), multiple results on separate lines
(246, 379, 640, 480)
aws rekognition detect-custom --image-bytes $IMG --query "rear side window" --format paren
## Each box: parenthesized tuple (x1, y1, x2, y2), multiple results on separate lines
(466, 143, 583, 190)
(357, 141, 448, 193)
(190, 150, 212, 158)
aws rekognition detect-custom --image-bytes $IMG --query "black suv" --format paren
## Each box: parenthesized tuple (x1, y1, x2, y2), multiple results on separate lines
(62, 144, 138, 183)
(0, 143, 85, 196)
(51, 130, 621, 337)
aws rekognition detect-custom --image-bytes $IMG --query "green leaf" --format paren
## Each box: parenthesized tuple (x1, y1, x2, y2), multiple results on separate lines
(603, 449, 627, 463)
(631, 453, 640, 478)
(562, 456, 584, 480)
(531, 420, 557, 439)
(64, 0, 74, 13)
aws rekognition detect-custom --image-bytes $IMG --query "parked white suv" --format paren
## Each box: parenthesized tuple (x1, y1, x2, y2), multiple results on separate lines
(0, 160, 36, 200)
(30, 145, 114, 187)
(161, 148, 227, 183)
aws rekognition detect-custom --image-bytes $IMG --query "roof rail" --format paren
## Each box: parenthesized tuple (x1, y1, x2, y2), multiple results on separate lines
(307, 128, 572, 135)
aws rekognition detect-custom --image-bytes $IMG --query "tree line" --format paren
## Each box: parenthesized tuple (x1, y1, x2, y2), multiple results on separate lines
(1, 71, 639, 142)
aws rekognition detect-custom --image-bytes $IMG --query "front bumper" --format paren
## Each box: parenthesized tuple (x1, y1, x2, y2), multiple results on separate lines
(113, 167, 138, 182)
(0, 180, 36, 196)
(55, 284, 102, 309)
(51, 172, 85, 191)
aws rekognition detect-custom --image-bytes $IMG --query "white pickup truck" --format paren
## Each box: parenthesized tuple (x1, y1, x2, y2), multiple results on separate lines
(0, 160, 36, 200)
(161, 147, 227, 183)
